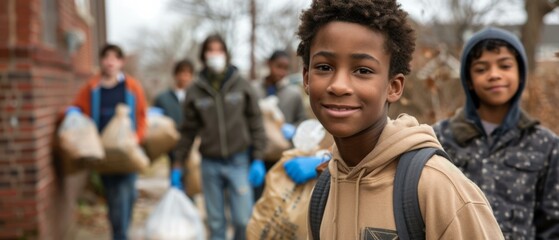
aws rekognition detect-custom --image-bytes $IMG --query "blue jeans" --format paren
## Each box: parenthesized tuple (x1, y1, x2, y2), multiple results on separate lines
(201, 151, 254, 240)
(101, 173, 137, 240)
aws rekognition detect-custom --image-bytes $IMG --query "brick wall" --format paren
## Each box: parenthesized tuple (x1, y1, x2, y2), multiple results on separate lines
(0, 0, 105, 239)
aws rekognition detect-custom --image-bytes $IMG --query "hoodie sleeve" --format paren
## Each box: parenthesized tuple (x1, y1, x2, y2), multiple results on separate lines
(419, 156, 504, 240)
(534, 136, 559, 239)
(244, 81, 267, 160)
(437, 203, 504, 239)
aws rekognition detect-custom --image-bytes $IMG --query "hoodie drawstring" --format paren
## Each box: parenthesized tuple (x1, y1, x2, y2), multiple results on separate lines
(332, 159, 340, 238)
(354, 169, 365, 238)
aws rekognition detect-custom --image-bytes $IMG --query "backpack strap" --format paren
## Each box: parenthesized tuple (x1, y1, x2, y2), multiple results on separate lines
(393, 147, 450, 240)
(309, 168, 331, 240)
(307, 147, 450, 240)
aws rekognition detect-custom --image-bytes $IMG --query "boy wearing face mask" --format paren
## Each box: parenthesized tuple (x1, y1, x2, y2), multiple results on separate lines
(175, 34, 267, 240)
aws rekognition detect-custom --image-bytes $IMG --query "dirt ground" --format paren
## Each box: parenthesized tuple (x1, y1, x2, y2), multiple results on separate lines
(67, 158, 206, 240)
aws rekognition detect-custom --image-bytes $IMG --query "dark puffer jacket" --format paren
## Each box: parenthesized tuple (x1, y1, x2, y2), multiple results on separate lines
(433, 27, 559, 239)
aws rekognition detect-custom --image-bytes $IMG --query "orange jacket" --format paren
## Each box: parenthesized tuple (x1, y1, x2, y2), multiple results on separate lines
(73, 74, 148, 141)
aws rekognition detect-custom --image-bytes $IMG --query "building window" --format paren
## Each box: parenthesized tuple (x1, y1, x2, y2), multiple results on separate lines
(75, 0, 94, 25)
(41, 0, 58, 47)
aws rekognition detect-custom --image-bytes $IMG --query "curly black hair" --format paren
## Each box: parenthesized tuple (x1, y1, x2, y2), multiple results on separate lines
(297, 0, 416, 77)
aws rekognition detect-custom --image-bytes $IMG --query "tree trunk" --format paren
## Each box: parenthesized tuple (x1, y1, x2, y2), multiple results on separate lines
(249, 0, 257, 80)
(521, 1, 540, 72)
(521, 0, 558, 114)
(521, 0, 555, 72)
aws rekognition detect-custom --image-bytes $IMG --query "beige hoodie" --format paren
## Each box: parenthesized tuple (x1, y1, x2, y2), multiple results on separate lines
(315, 114, 503, 239)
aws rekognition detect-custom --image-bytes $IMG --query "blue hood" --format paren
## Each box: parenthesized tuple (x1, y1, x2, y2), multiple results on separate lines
(459, 27, 528, 136)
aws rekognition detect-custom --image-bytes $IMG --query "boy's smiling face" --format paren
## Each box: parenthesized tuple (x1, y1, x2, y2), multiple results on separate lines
(303, 21, 404, 138)
(469, 47, 519, 109)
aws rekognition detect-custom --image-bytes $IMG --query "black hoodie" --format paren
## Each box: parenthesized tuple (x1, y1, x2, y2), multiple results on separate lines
(433, 27, 559, 239)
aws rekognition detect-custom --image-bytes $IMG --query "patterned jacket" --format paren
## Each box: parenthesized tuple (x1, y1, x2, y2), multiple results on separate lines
(433, 27, 559, 239)
(434, 109, 559, 239)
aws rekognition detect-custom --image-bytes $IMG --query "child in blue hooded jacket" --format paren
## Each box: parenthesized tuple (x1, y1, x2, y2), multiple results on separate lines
(433, 27, 559, 239)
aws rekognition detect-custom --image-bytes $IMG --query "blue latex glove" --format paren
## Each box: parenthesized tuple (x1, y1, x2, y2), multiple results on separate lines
(170, 168, 184, 190)
(65, 106, 81, 115)
(281, 123, 296, 141)
(284, 155, 331, 184)
(249, 160, 266, 187)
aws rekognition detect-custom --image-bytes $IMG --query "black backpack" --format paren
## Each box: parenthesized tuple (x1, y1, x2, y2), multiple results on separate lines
(308, 147, 450, 240)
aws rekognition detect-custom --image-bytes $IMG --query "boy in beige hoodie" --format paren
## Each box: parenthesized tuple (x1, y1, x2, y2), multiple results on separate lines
(296, 0, 504, 239)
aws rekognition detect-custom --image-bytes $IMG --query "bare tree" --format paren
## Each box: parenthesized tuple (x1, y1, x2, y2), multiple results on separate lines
(420, 0, 514, 54)
(169, 0, 249, 59)
(129, 20, 201, 102)
(250, 0, 257, 79)
(521, 0, 559, 72)
(169, 0, 306, 79)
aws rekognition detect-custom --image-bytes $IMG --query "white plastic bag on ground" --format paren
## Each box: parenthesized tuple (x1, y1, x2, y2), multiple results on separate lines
(145, 188, 205, 240)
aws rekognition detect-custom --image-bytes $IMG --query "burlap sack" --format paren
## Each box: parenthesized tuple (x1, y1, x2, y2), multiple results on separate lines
(260, 97, 291, 162)
(144, 114, 180, 161)
(57, 111, 104, 175)
(247, 149, 318, 240)
(184, 137, 202, 196)
(92, 104, 149, 173)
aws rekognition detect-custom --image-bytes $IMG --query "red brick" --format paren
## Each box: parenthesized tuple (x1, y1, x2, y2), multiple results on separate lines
(0, 208, 20, 219)
(0, 229, 23, 239)
(1, 0, 107, 238)
(5, 219, 37, 230)
(0, 189, 18, 197)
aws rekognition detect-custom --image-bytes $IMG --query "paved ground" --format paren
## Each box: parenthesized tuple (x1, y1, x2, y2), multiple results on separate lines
(69, 158, 206, 240)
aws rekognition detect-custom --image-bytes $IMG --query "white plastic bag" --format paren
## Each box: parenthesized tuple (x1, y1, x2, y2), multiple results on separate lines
(259, 96, 291, 161)
(145, 188, 205, 240)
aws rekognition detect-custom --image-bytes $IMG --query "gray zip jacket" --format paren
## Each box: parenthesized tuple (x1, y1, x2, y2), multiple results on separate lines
(252, 78, 307, 125)
(175, 66, 266, 161)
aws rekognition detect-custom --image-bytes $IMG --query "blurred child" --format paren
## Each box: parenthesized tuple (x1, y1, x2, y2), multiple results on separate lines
(73, 44, 147, 240)
(253, 50, 307, 127)
(153, 59, 195, 190)
(252, 50, 308, 198)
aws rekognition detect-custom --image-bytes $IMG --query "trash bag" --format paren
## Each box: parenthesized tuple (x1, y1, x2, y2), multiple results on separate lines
(247, 119, 333, 240)
(57, 106, 104, 175)
(92, 104, 149, 173)
(185, 137, 202, 197)
(247, 149, 319, 240)
(259, 96, 291, 162)
(143, 107, 180, 162)
(145, 188, 205, 240)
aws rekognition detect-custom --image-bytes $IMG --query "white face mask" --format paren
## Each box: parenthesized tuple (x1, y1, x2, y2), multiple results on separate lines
(206, 54, 227, 73)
